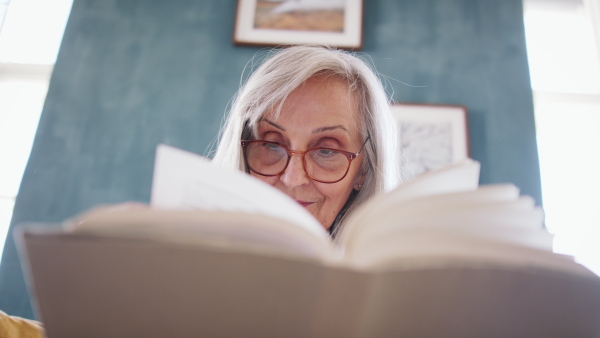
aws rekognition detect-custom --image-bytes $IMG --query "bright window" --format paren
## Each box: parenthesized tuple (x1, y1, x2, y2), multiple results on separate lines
(0, 0, 72, 262)
(524, 0, 600, 275)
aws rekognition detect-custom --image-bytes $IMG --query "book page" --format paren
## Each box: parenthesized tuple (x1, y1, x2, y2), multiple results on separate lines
(344, 231, 580, 276)
(150, 144, 327, 241)
(337, 159, 566, 270)
(68, 208, 332, 258)
(339, 158, 481, 245)
(344, 185, 551, 255)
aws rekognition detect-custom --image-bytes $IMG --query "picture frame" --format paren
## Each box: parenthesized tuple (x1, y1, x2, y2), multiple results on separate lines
(390, 103, 470, 179)
(233, 0, 364, 50)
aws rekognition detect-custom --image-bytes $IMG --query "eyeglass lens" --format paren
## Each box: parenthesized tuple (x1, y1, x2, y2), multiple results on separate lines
(244, 142, 350, 183)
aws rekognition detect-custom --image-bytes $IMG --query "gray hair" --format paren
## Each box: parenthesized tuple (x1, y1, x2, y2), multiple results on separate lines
(212, 46, 401, 235)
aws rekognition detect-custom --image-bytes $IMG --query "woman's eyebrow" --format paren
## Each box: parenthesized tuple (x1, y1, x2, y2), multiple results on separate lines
(312, 125, 350, 134)
(261, 118, 285, 131)
(261, 118, 349, 135)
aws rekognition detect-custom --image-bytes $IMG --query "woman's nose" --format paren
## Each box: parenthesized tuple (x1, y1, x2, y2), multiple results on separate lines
(280, 154, 310, 188)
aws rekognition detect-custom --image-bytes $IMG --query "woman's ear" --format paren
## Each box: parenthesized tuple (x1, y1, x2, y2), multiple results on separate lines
(354, 172, 366, 191)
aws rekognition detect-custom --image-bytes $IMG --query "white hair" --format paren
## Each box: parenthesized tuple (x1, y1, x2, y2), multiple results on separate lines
(212, 46, 402, 235)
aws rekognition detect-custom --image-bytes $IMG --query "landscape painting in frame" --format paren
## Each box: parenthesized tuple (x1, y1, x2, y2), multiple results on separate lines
(234, 0, 363, 50)
(391, 103, 470, 180)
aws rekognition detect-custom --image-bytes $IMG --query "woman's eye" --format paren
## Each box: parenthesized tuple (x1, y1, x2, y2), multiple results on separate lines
(315, 148, 341, 157)
(260, 142, 283, 152)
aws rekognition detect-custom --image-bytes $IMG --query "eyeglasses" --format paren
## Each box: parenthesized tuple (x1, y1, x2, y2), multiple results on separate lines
(241, 137, 369, 184)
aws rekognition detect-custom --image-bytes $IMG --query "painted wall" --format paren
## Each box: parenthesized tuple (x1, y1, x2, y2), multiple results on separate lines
(0, 0, 540, 319)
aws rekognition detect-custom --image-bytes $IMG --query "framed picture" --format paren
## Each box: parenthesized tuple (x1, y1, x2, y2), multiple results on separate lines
(391, 103, 470, 179)
(233, 0, 363, 50)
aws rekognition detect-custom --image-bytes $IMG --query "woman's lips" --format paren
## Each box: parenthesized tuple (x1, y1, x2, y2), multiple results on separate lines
(297, 200, 313, 207)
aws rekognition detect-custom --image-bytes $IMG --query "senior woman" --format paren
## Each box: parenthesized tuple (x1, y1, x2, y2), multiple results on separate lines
(212, 45, 401, 237)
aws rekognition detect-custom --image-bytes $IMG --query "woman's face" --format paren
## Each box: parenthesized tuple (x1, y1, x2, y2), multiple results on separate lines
(253, 75, 366, 230)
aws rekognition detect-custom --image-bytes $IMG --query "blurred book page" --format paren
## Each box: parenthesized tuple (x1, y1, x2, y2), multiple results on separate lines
(150, 144, 325, 239)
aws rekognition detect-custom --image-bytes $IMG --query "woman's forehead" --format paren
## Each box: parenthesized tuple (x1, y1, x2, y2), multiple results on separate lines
(262, 76, 360, 125)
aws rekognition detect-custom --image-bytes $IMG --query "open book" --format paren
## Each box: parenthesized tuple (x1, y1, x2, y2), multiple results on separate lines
(18, 144, 600, 337)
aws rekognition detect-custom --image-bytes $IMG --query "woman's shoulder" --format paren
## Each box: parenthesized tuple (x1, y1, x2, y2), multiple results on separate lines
(0, 310, 45, 338)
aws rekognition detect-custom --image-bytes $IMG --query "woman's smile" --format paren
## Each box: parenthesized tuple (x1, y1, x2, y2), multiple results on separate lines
(296, 200, 314, 207)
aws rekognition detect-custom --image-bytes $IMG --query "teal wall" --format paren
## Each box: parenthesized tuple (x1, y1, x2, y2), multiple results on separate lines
(0, 0, 540, 319)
